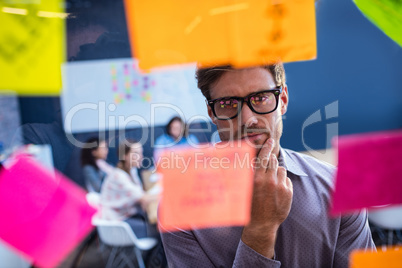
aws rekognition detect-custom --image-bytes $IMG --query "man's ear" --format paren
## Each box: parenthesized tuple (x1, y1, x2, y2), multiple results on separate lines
(207, 105, 217, 125)
(280, 85, 289, 115)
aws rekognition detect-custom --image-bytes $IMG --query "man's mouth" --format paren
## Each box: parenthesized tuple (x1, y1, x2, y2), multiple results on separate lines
(241, 132, 264, 141)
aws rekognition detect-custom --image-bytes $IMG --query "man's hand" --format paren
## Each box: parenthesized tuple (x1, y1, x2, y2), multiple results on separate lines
(241, 138, 293, 259)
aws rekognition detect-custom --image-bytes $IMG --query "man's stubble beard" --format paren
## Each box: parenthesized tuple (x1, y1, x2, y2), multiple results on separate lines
(216, 116, 283, 153)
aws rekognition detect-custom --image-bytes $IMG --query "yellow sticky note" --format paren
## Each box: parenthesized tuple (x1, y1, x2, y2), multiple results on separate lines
(124, 0, 316, 70)
(0, 0, 65, 95)
(350, 247, 402, 268)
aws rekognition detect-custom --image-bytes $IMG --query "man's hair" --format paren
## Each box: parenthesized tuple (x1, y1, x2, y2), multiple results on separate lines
(195, 63, 286, 100)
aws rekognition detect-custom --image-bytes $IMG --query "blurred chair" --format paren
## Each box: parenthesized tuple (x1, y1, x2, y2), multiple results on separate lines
(0, 240, 31, 268)
(71, 192, 102, 268)
(92, 216, 158, 268)
(368, 205, 402, 249)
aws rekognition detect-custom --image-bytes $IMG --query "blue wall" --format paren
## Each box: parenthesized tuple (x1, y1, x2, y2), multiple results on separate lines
(282, 0, 402, 152)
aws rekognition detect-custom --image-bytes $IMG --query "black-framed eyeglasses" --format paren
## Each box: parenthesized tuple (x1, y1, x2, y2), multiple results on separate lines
(206, 87, 282, 120)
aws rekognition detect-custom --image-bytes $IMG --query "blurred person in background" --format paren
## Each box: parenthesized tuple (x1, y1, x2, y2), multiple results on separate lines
(80, 137, 113, 193)
(100, 139, 157, 236)
(154, 116, 199, 156)
(100, 139, 167, 267)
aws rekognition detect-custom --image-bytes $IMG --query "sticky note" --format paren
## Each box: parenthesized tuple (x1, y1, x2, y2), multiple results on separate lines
(124, 0, 316, 70)
(330, 130, 402, 215)
(0, 0, 65, 95)
(0, 154, 96, 267)
(157, 142, 255, 231)
(350, 246, 402, 268)
(353, 0, 402, 47)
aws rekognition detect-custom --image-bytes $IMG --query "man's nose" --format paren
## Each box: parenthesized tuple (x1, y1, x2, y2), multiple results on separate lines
(239, 103, 258, 127)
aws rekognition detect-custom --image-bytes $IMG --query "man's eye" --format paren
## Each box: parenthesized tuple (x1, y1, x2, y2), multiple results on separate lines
(219, 99, 238, 108)
(251, 96, 262, 105)
(251, 94, 273, 105)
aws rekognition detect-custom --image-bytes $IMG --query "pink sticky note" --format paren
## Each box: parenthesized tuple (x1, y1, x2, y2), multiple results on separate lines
(330, 130, 402, 216)
(0, 154, 96, 267)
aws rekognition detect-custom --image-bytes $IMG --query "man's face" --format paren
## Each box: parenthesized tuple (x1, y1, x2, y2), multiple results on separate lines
(207, 67, 288, 156)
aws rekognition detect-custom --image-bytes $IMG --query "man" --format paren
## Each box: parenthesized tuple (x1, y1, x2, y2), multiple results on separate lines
(160, 63, 375, 267)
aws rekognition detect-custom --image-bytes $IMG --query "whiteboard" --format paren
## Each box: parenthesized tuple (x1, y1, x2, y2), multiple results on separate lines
(61, 58, 209, 133)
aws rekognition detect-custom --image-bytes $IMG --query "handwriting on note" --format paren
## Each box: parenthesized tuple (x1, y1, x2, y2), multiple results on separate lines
(124, 0, 316, 70)
(157, 143, 255, 231)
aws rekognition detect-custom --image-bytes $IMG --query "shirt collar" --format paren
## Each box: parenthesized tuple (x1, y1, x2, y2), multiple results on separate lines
(278, 147, 308, 177)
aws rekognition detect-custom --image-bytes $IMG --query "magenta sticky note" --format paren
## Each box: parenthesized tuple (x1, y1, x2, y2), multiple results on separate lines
(330, 130, 402, 216)
(0, 154, 96, 267)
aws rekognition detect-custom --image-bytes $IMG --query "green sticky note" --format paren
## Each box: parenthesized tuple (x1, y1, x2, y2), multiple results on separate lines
(353, 0, 402, 47)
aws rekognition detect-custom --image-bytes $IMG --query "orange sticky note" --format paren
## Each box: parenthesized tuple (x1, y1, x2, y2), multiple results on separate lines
(157, 142, 255, 231)
(350, 247, 402, 268)
(124, 0, 316, 70)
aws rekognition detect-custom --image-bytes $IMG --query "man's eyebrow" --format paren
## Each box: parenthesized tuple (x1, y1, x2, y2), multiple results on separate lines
(213, 88, 277, 100)
(214, 94, 237, 99)
(213, 91, 251, 100)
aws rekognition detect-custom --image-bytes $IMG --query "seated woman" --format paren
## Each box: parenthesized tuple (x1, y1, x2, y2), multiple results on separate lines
(100, 139, 156, 238)
(80, 137, 113, 193)
(154, 116, 199, 158)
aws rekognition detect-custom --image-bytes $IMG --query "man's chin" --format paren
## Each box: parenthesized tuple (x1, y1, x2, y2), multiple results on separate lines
(221, 133, 268, 148)
(241, 134, 268, 148)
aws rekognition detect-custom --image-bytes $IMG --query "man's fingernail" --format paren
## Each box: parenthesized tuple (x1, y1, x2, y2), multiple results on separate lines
(268, 138, 274, 145)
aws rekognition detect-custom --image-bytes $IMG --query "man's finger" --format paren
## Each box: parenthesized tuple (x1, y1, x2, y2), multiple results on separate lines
(266, 153, 278, 174)
(256, 138, 274, 169)
(277, 166, 287, 185)
(286, 177, 293, 192)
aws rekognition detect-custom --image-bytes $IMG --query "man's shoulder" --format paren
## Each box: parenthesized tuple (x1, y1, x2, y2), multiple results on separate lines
(283, 148, 335, 167)
(282, 148, 336, 179)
